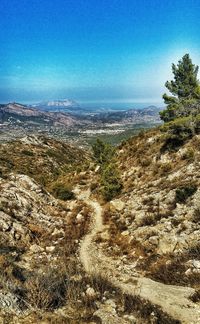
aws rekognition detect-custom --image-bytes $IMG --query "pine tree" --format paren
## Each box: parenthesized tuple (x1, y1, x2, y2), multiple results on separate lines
(92, 139, 115, 165)
(160, 54, 200, 122)
(92, 138, 122, 201)
(100, 163, 122, 201)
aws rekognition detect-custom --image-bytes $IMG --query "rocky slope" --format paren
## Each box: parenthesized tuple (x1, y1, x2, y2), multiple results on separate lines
(0, 135, 88, 186)
(98, 128, 200, 292)
(0, 128, 200, 323)
(76, 188, 200, 324)
(0, 103, 78, 126)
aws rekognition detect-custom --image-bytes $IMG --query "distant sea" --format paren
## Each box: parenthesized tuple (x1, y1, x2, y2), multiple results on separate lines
(79, 101, 163, 111)
(20, 100, 163, 112)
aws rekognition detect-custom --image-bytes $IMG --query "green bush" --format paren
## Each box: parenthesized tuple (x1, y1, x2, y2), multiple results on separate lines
(181, 148, 195, 160)
(51, 183, 74, 201)
(175, 185, 197, 203)
(21, 150, 34, 156)
(92, 139, 115, 165)
(92, 139, 122, 201)
(160, 115, 200, 150)
(101, 163, 122, 201)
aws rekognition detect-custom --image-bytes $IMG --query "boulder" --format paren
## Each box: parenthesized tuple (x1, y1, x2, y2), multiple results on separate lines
(86, 287, 96, 299)
(76, 213, 84, 223)
(110, 199, 125, 212)
(46, 246, 55, 253)
(30, 244, 44, 253)
(157, 235, 177, 254)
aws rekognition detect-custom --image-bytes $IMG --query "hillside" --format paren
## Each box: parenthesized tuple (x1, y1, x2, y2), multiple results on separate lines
(0, 135, 89, 186)
(0, 103, 78, 126)
(0, 125, 200, 323)
(105, 127, 200, 288)
(0, 103, 161, 146)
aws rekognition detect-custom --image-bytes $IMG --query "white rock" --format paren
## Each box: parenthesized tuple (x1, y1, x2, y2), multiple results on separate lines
(110, 199, 125, 211)
(193, 260, 200, 269)
(121, 230, 129, 236)
(157, 235, 177, 254)
(148, 236, 159, 246)
(51, 228, 65, 236)
(76, 213, 84, 223)
(185, 268, 192, 276)
(95, 165, 100, 173)
(29, 244, 44, 253)
(86, 287, 96, 298)
(46, 246, 55, 253)
(123, 314, 137, 322)
(105, 299, 116, 308)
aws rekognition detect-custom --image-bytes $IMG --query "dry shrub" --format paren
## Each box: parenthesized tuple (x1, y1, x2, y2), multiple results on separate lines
(55, 202, 91, 258)
(103, 207, 149, 258)
(147, 244, 200, 289)
(139, 213, 157, 227)
(28, 223, 45, 238)
(139, 158, 151, 167)
(160, 162, 173, 175)
(190, 289, 200, 303)
(149, 257, 187, 286)
(0, 255, 8, 268)
(193, 207, 200, 223)
(88, 273, 117, 297)
(182, 147, 195, 161)
(25, 269, 67, 310)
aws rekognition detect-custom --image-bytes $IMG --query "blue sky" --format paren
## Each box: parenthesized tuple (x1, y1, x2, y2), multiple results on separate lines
(0, 0, 200, 105)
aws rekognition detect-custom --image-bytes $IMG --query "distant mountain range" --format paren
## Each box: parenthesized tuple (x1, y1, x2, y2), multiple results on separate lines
(84, 105, 162, 124)
(31, 99, 80, 112)
(0, 102, 77, 126)
(0, 102, 162, 127)
(30, 100, 163, 118)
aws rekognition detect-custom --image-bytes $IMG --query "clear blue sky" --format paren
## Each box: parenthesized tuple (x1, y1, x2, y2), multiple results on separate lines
(0, 0, 200, 104)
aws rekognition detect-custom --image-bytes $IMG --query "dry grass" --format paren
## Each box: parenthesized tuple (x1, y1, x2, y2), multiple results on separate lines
(25, 269, 67, 310)
(137, 243, 200, 290)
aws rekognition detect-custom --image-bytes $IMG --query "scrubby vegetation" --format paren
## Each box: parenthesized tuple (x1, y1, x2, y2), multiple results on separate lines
(160, 114, 200, 150)
(0, 136, 88, 186)
(175, 185, 197, 203)
(51, 182, 75, 200)
(92, 139, 122, 201)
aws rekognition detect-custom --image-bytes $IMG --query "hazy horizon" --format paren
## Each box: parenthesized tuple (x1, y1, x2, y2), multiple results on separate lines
(1, 99, 164, 110)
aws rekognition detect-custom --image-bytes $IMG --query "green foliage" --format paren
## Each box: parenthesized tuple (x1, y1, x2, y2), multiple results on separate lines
(160, 54, 200, 122)
(92, 138, 115, 165)
(101, 163, 122, 201)
(181, 148, 195, 161)
(51, 183, 74, 200)
(21, 150, 34, 156)
(161, 116, 194, 149)
(161, 114, 200, 150)
(165, 54, 199, 99)
(92, 139, 122, 201)
(175, 185, 197, 204)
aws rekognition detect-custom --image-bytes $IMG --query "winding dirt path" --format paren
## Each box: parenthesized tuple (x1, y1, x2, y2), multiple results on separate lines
(76, 188, 200, 323)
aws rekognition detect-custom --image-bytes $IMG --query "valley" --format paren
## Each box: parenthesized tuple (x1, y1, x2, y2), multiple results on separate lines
(0, 102, 161, 146)
(0, 118, 200, 323)
(1, 0, 199, 322)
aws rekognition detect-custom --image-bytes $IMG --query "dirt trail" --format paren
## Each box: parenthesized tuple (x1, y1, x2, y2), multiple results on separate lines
(76, 188, 200, 324)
